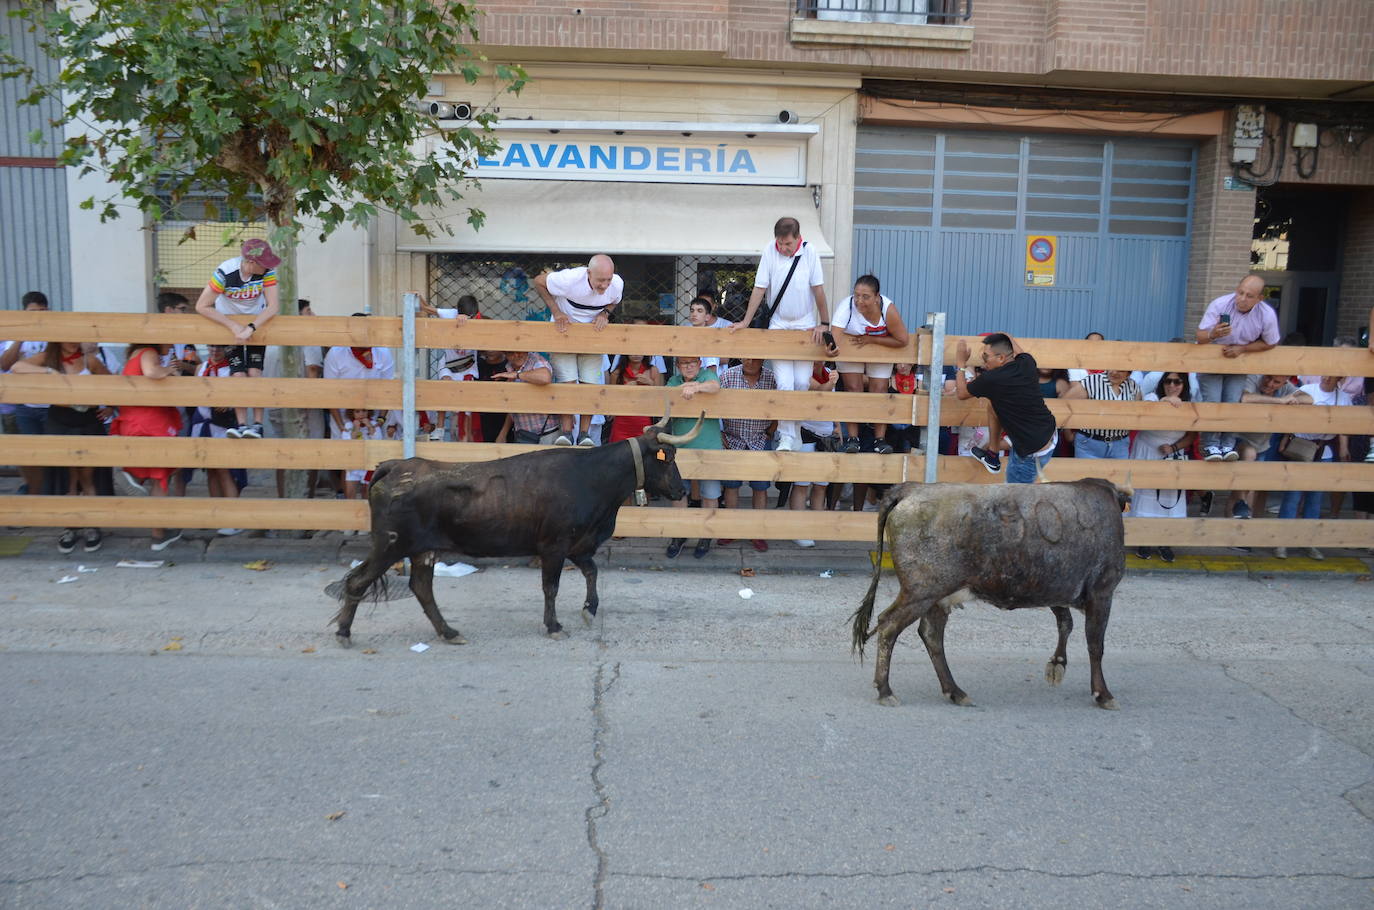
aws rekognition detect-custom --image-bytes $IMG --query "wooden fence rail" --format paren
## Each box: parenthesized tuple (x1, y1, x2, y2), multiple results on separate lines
(2, 375, 1370, 434)
(2, 312, 1373, 548)
(6, 436, 1374, 491)
(1, 496, 1370, 549)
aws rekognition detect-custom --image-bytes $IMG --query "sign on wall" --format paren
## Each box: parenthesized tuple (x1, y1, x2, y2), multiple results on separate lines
(1024, 234, 1057, 287)
(468, 131, 807, 186)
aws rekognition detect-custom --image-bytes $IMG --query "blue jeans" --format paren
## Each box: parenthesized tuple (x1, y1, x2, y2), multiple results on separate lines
(1074, 433, 1130, 460)
(1196, 372, 1246, 451)
(1279, 489, 1323, 519)
(1006, 450, 1053, 484)
(14, 404, 47, 435)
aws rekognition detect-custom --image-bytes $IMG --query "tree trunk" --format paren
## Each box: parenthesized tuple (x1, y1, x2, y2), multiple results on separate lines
(270, 201, 310, 528)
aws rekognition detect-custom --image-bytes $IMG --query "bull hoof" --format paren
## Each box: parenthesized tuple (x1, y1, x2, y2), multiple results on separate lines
(547, 629, 568, 640)
(949, 691, 974, 707)
(1045, 660, 1066, 686)
(877, 694, 900, 707)
(335, 632, 353, 649)
(581, 608, 596, 627)
(441, 631, 468, 646)
(1095, 695, 1119, 710)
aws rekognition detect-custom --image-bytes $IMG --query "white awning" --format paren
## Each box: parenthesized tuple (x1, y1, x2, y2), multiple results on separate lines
(396, 181, 833, 259)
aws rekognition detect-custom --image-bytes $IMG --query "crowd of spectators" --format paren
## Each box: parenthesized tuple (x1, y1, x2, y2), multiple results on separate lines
(4, 230, 1373, 558)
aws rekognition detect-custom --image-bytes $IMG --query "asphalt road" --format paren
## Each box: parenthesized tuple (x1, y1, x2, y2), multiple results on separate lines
(2, 555, 1372, 909)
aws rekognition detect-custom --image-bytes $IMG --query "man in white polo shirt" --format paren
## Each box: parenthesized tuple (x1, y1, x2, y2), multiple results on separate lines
(730, 217, 829, 452)
(532, 254, 623, 446)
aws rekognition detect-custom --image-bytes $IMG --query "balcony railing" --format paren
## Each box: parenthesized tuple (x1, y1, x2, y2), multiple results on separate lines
(794, 0, 972, 26)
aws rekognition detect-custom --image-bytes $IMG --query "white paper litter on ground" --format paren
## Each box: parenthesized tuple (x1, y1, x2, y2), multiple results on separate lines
(738, 588, 754, 599)
(117, 559, 165, 569)
(409, 642, 430, 653)
(350, 559, 364, 568)
(433, 561, 478, 578)
(819, 570, 833, 578)
(77, 565, 99, 573)
(57, 575, 78, 584)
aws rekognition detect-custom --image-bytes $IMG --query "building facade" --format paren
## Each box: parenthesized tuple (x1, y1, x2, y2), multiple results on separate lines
(6, 0, 1373, 347)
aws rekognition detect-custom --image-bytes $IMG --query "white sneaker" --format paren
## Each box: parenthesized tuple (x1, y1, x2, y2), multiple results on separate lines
(1273, 546, 1288, 559)
(115, 469, 149, 496)
(1304, 547, 1324, 561)
(775, 435, 797, 453)
(553, 435, 573, 446)
(862, 501, 879, 512)
(1221, 447, 1240, 462)
(577, 436, 596, 447)
(794, 539, 815, 548)
(150, 531, 182, 552)
(1365, 450, 1374, 463)
(1202, 446, 1224, 462)
(428, 428, 446, 442)
(217, 528, 243, 536)
(224, 425, 243, 439)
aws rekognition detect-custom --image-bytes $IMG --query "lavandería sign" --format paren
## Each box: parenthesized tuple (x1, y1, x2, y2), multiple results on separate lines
(470, 133, 807, 186)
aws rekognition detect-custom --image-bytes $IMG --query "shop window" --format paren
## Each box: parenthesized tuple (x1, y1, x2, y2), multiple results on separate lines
(425, 252, 756, 375)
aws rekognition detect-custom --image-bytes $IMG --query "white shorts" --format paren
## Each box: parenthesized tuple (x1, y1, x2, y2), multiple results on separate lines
(836, 360, 894, 380)
(550, 352, 605, 384)
(345, 468, 369, 484)
(691, 478, 723, 500)
(791, 441, 828, 488)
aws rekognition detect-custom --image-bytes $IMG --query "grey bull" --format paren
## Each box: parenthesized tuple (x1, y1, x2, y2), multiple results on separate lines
(851, 479, 1130, 709)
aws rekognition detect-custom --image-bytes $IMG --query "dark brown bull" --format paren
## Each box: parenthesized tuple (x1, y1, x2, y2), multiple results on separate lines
(851, 479, 1130, 709)
(327, 414, 702, 644)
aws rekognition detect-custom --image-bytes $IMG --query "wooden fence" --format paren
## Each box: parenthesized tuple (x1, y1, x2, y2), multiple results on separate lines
(2, 310, 1373, 550)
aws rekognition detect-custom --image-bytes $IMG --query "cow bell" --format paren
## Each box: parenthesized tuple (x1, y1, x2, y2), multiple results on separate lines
(634, 489, 647, 507)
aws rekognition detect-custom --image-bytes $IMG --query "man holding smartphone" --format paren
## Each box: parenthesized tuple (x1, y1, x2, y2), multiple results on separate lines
(1194, 274, 1281, 461)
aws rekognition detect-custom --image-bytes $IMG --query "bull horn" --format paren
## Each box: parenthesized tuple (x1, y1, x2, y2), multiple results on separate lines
(656, 411, 705, 447)
(653, 394, 673, 429)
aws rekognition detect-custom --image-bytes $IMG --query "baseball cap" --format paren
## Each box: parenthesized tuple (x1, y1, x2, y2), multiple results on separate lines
(240, 238, 281, 270)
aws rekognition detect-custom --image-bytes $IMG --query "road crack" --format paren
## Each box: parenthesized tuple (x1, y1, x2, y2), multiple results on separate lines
(586, 660, 620, 910)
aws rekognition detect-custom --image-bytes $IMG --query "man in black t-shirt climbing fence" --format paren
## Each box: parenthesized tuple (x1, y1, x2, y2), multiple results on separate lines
(954, 333, 1059, 484)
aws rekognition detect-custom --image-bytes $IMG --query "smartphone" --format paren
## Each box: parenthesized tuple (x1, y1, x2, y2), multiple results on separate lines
(821, 330, 837, 350)
(1220, 313, 1231, 325)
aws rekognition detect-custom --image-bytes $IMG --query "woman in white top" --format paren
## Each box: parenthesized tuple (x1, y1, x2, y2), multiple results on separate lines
(1128, 372, 1197, 562)
(829, 275, 910, 455)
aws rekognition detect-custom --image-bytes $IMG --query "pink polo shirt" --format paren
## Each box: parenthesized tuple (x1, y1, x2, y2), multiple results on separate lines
(1197, 293, 1281, 347)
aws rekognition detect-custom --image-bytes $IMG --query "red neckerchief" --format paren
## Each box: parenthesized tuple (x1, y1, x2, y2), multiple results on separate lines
(61, 349, 84, 364)
(350, 347, 373, 369)
(812, 366, 830, 384)
(622, 361, 647, 382)
(892, 372, 916, 395)
(775, 235, 804, 255)
(205, 358, 229, 374)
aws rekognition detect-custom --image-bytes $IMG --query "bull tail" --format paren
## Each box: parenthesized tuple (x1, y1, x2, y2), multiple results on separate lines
(850, 490, 899, 659)
(323, 561, 412, 611)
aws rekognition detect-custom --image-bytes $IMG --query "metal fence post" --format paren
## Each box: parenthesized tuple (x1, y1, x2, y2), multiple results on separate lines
(401, 293, 418, 459)
(923, 311, 946, 485)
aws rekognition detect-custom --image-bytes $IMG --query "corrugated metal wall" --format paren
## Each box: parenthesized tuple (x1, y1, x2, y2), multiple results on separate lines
(2, 0, 71, 311)
(853, 126, 1195, 341)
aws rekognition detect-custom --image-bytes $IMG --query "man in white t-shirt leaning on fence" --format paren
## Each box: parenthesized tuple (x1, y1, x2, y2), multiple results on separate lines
(730, 216, 829, 452)
(533, 254, 623, 447)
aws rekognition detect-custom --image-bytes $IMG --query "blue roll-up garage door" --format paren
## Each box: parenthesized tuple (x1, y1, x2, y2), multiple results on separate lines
(853, 126, 1195, 341)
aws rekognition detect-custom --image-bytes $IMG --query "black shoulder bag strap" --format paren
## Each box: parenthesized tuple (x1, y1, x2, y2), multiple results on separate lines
(752, 243, 804, 329)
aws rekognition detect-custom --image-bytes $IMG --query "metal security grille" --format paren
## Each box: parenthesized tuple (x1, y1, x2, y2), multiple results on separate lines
(426, 253, 757, 324)
(853, 125, 1196, 340)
